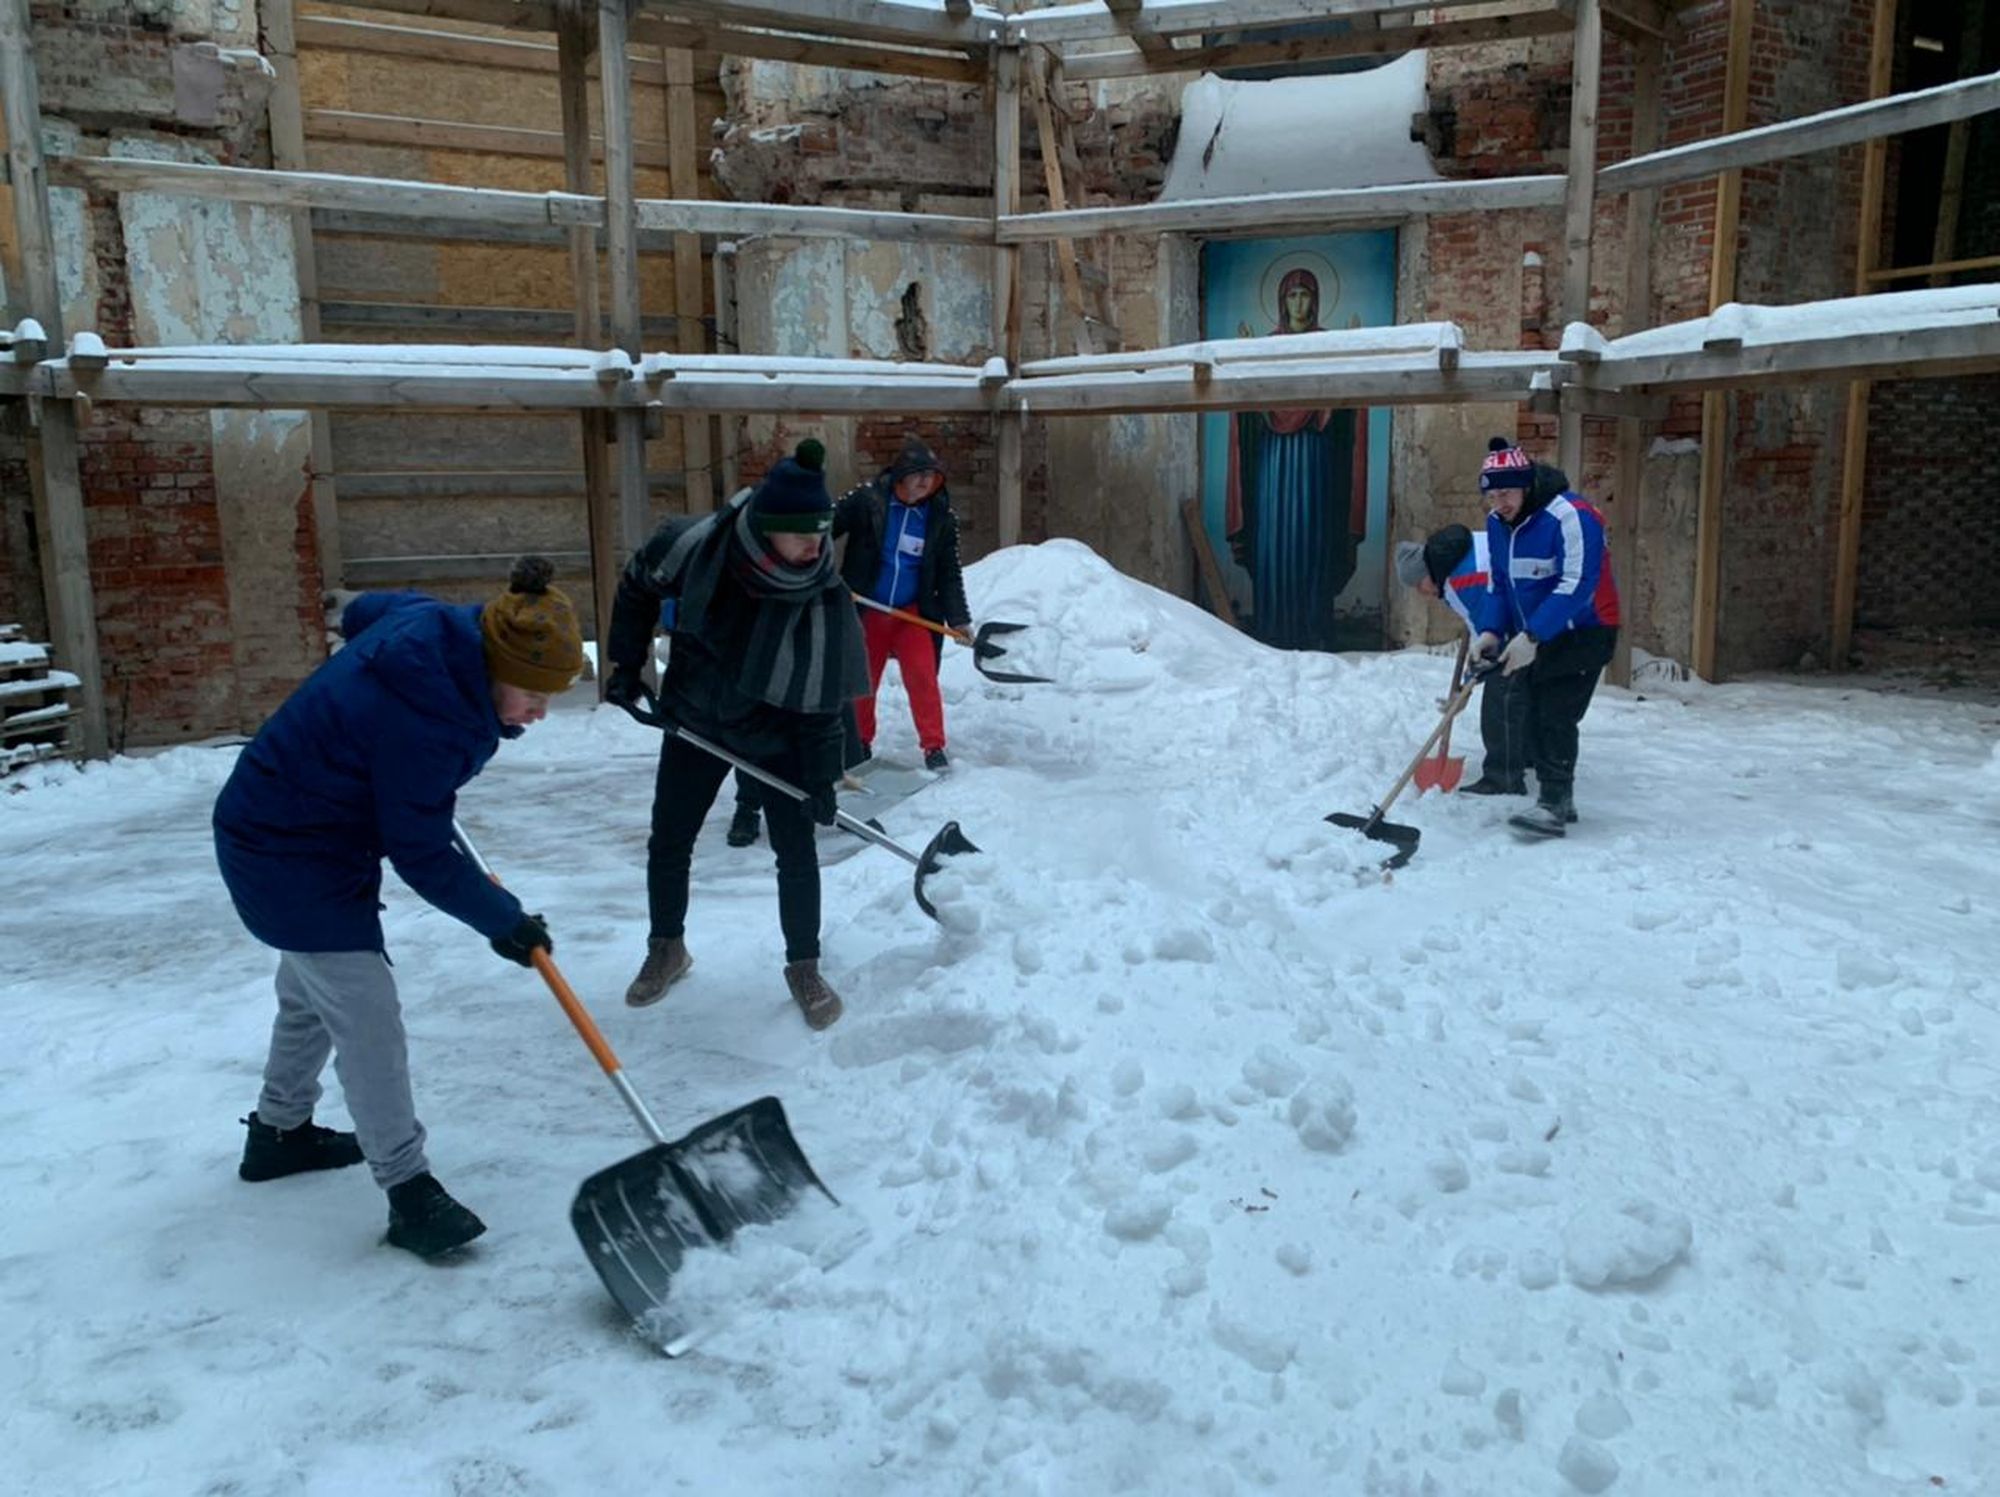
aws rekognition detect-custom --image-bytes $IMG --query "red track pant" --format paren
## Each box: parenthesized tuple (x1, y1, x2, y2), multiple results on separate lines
(856, 610, 946, 754)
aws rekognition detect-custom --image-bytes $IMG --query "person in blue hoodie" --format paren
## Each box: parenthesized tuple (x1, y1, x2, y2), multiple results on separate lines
(1393, 523, 1535, 796)
(1468, 438, 1622, 837)
(213, 556, 582, 1258)
(833, 434, 971, 774)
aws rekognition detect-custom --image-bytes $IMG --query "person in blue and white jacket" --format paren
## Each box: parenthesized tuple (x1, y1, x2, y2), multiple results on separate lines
(1468, 437, 1622, 836)
(1394, 522, 1534, 796)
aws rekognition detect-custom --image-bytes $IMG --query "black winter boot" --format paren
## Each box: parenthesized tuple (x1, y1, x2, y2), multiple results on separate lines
(1459, 775, 1528, 796)
(924, 747, 950, 773)
(384, 1173, 487, 1258)
(726, 802, 762, 848)
(238, 1113, 364, 1182)
(1510, 790, 1577, 838)
(784, 960, 844, 1030)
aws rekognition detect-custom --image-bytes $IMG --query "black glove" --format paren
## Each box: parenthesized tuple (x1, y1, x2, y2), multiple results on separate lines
(806, 782, 839, 828)
(490, 912, 552, 967)
(604, 665, 644, 710)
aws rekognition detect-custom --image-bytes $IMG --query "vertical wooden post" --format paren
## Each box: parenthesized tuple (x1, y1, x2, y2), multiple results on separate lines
(264, 0, 343, 597)
(1557, 0, 1603, 480)
(1928, 0, 1983, 286)
(0, 0, 106, 757)
(712, 243, 741, 499)
(1691, 0, 1754, 682)
(992, 45, 1024, 548)
(1831, 0, 1899, 668)
(557, 7, 618, 685)
(665, 45, 713, 516)
(1608, 34, 1663, 689)
(598, 0, 650, 557)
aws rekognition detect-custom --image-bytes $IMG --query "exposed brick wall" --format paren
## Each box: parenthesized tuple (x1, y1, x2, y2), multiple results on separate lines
(1859, 375, 2000, 628)
(5, 0, 326, 746)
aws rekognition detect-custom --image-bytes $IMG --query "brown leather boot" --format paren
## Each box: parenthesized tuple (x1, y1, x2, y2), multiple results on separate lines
(784, 960, 843, 1030)
(624, 937, 693, 1008)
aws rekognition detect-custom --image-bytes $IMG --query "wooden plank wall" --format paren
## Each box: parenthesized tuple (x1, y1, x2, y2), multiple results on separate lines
(296, 2, 724, 605)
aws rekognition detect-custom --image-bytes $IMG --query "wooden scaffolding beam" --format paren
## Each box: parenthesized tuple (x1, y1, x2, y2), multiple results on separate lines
(1557, 0, 1603, 479)
(1608, 34, 1664, 689)
(1832, 0, 1900, 670)
(1690, 0, 1754, 683)
(665, 45, 714, 518)
(993, 44, 1025, 548)
(0, 0, 106, 758)
(556, 7, 619, 684)
(599, 0, 651, 559)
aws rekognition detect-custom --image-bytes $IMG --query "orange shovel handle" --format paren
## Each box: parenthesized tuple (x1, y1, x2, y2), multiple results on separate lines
(852, 594, 971, 644)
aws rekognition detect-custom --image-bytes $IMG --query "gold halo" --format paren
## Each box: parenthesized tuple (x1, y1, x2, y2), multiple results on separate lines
(1257, 250, 1343, 332)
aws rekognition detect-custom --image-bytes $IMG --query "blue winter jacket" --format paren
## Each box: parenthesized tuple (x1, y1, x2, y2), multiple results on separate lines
(213, 592, 523, 953)
(1473, 492, 1622, 642)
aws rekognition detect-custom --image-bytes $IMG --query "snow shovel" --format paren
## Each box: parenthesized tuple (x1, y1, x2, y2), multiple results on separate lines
(851, 594, 1052, 685)
(1326, 671, 1485, 870)
(616, 688, 979, 920)
(449, 821, 837, 1356)
(1412, 636, 1471, 795)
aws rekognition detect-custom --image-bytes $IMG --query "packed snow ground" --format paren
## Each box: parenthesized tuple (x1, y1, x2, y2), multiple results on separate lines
(4, 541, 1998, 1496)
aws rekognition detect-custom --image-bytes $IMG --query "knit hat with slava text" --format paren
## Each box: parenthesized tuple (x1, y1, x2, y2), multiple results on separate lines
(751, 439, 835, 535)
(480, 555, 585, 694)
(1479, 436, 1535, 493)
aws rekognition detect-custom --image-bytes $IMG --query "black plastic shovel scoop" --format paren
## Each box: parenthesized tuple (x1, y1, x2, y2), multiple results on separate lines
(618, 690, 980, 920)
(1326, 673, 1484, 870)
(851, 596, 1052, 685)
(569, 1097, 837, 1356)
(451, 823, 837, 1356)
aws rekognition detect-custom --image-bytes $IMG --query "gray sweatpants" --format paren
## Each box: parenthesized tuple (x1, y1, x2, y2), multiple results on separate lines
(255, 950, 429, 1190)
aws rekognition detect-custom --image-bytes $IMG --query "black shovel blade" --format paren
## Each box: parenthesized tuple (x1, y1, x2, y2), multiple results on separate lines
(913, 819, 981, 920)
(1326, 810, 1422, 870)
(972, 621, 1052, 685)
(569, 1097, 836, 1354)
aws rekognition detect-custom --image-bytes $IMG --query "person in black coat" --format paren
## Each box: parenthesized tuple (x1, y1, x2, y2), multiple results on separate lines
(213, 556, 581, 1259)
(832, 434, 971, 773)
(604, 441, 868, 1030)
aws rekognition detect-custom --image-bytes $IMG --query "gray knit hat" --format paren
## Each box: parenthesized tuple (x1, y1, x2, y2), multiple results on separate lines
(1394, 541, 1428, 589)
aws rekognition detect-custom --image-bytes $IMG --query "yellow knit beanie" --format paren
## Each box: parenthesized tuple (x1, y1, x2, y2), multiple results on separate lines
(480, 556, 584, 694)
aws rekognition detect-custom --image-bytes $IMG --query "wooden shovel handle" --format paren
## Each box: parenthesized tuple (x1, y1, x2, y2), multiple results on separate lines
(851, 594, 971, 644)
(1435, 633, 1471, 760)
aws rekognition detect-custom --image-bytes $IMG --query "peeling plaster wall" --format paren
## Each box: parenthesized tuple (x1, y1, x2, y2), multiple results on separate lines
(0, 1, 319, 744)
(118, 136, 321, 728)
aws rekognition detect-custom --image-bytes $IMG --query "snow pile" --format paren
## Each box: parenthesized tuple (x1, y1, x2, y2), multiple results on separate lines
(3, 539, 1999, 1493)
(1160, 53, 1440, 202)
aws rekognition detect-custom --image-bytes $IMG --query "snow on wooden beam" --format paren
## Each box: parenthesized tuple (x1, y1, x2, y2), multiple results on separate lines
(320, 0, 984, 79)
(1018, 322, 1467, 377)
(1599, 69, 2000, 196)
(1060, 0, 1574, 80)
(631, 198, 991, 244)
(47, 156, 992, 246)
(999, 176, 1567, 240)
(1571, 288, 2000, 390)
(635, 0, 999, 49)
(1008, 350, 1555, 415)
(1013, 0, 1412, 45)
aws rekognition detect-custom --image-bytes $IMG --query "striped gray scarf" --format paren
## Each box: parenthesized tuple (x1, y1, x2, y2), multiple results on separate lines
(650, 492, 867, 715)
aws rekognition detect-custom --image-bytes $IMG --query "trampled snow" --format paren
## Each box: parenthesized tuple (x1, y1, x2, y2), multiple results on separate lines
(4, 540, 1998, 1493)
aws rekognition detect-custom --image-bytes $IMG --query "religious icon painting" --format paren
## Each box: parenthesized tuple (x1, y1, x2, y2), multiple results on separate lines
(1198, 230, 1397, 652)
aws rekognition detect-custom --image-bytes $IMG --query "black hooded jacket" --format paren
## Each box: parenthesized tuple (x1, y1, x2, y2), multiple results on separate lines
(832, 441, 972, 630)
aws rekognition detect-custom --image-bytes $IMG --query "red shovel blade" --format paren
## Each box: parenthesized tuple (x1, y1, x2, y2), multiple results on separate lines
(1412, 752, 1466, 794)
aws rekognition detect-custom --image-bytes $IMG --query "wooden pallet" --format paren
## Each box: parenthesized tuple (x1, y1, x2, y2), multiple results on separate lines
(0, 623, 78, 774)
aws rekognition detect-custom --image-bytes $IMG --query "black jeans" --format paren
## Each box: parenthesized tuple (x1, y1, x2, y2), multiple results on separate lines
(650, 735, 821, 962)
(1478, 669, 1537, 787)
(1522, 626, 1617, 799)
